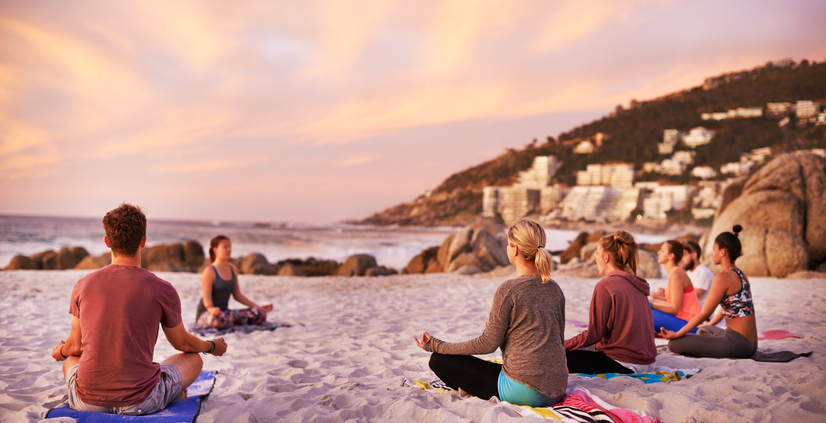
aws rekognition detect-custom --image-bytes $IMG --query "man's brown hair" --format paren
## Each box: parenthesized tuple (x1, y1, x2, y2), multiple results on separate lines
(102, 203, 147, 256)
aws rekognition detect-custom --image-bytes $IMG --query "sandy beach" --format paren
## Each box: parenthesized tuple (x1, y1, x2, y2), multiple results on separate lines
(1, 269, 824, 422)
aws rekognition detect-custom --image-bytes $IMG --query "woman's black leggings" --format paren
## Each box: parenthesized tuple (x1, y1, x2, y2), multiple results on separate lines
(428, 353, 501, 400)
(565, 350, 634, 374)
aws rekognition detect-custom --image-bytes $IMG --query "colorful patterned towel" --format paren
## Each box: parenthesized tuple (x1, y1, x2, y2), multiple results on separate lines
(46, 370, 216, 422)
(758, 329, 801, 340)
(189, 320, 291, 337)
(404, 378, 660, 422)
(485, 357, 700, 384)
(572, 366, 701, 384)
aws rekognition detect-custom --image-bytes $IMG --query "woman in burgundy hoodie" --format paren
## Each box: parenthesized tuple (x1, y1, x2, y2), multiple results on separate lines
(564, 231, 657, 374)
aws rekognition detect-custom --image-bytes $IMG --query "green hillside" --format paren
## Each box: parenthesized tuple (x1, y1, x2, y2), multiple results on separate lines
(360, 59, 826, 226)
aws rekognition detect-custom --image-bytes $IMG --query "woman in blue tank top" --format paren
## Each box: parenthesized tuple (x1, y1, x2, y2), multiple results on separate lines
(196, 235, 273, 328)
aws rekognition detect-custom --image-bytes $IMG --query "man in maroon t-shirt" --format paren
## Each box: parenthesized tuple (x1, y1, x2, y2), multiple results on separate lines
(51, 203, 229, 415)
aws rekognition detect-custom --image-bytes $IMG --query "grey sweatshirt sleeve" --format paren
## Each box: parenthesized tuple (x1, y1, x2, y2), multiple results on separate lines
(423, 284, 511, 355)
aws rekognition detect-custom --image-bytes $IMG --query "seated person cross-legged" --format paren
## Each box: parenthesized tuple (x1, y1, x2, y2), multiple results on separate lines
(50, 203, 227, 416)
(196, 235, 273, 329)
(414, 218, 568, 407)
(565, 231, 657, 375)
(649, 240, 701, 334)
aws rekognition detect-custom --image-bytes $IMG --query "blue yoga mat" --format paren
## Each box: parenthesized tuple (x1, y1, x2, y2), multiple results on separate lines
(45, 370, 216, 422)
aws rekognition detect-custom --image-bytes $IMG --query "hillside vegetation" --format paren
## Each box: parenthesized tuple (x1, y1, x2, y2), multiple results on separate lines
(359, 60, 826, 226)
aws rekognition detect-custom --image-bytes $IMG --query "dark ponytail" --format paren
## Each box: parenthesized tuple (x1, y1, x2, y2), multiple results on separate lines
(714, 225, 743, 261)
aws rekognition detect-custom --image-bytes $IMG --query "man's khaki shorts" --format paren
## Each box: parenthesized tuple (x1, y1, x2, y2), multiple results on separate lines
(65, 364, 183, 415)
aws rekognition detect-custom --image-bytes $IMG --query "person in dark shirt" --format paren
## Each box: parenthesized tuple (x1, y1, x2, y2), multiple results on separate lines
(195, 235, 272, 328)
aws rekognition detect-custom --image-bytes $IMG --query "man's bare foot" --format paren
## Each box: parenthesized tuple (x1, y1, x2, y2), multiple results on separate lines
(175, 388, 188, 401)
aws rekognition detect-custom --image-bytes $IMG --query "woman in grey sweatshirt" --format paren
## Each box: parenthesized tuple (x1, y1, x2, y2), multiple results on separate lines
(414, 218, 567, 407)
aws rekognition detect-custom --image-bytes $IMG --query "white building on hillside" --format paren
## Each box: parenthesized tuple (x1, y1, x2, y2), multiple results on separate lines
(661, 151, 695, 175)
(691, 165, 717, 180)
(554, 186, 637, 222)
(797, 100, 820, 123)
(642, 185, 695, 220)
(482, 155, 565, 223)
(736, 107, 763, 118)
(576, 163, 635, 187)
(658, 129, 680, 154)
(691, 180, 724, 220)
(766, 102, 793, 118)
(514, 156, 562, 188)
(721, 161, 754, 176)
(742, 147, 772, 164)
(642, 162, 661, 173)
(682, 127, 714, 148)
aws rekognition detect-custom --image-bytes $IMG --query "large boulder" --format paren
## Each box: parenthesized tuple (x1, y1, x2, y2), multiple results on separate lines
(405, 254, 428, 274)
(5, 255, 36, 270)
(471, 229, 509, 270)
(274, 258, 340, 277)
(435, 226, 508, 275)
(446, 227, 474, 265)
(42, 252, 59, 270)
(436, 233, 456, 269)
(57, 247, 82, 270)
(277, 263, 306, 276)
(75, 253, 111, 270)
(636, 249, 661, 279)
(365, 266, 391, 277)
(446, 252, 486, 273)
(29, 250, 55, 270)
(143, 244, 184, 270)
(585, 230, 607, 244)
(425, 258, 443, 273)
(69, 247, 90, 262)
(337, 254, 378, 276)
(239, 253, 273, 275)
(556, 262, 600, 278)
(182, 240, 205, 267)
(560, 232, 588, 264)
(580, 242, 598, 264)
(703, 152, 826, 276)
(406, 246, 440, 274)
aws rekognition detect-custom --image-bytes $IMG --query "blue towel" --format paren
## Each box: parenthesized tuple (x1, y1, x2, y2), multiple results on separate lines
(45, 370, 216, 422)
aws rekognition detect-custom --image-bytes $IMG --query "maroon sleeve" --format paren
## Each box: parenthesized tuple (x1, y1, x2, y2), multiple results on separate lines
(565, 279, 611, 350)
(69, 277, 84, 318)
(159, 281, 183, 329)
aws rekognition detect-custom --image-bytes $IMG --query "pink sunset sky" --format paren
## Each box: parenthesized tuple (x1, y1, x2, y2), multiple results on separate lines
(1, 0, 825, 223)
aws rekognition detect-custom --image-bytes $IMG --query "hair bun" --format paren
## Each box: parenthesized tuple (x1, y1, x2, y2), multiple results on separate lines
(732, 224, 742, 236)
(613, 230, 632, 245)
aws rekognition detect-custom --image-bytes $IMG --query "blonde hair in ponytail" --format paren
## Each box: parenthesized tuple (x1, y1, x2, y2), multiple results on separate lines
(598, 230, 638, 274)
(507, 218, 554, 283)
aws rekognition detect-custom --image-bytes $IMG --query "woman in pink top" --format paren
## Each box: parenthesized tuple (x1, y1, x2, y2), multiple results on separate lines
(650, 240, 701, 333)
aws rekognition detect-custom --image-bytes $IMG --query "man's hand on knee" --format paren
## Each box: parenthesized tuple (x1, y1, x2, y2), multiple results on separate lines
(209, 337, 227, 356)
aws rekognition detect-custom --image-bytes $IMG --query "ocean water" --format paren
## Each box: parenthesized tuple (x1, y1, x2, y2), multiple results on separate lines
(0, 215, 670, 270)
